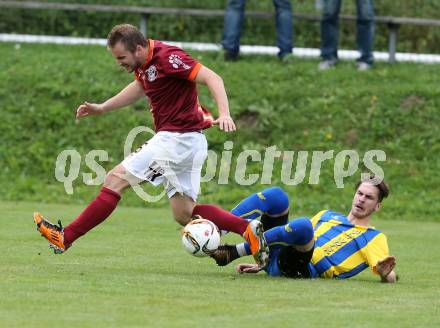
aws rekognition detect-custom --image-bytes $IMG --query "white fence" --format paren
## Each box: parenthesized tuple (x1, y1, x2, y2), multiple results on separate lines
(2, 33, 440, 64)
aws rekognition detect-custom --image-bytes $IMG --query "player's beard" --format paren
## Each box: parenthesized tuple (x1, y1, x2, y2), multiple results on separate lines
(125, 64, 135, 73)
(351, 205, 375, 219)
(122, 60, 141, 73)
(130, 59, 143, 72)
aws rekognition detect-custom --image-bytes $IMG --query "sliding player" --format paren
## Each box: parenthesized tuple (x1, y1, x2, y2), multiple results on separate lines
(212, 176, 398, 283)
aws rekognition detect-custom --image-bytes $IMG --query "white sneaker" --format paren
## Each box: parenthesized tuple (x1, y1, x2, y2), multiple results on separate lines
(318, 59, 337, 70)
(356, 62, 372, 71)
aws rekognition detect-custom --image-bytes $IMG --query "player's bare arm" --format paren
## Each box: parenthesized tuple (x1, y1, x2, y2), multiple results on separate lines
(236, 263, 262, 274)
(376, 256, 397, 283)
(76, 80, 144, 119)
(194, 66, 236, 132)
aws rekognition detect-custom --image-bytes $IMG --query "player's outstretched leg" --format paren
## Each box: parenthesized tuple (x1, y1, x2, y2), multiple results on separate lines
(33, 212, 67, 254)
(212, 221, 269, 267)
(192, 204, 269, 268)
(231, 186, 289, 221)
(210, 244, 240, 266)
(212, 217, 314, 267)
(211, 221, 269, 268)
(33, 186, 122, 254)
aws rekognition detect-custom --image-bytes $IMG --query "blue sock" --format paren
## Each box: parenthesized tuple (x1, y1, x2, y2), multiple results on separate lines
(241, 218, 313, 256)
(264, 217, 314, 246)
(231, 187, 289, 219)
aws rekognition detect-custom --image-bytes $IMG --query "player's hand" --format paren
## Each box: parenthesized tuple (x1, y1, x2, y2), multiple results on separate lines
(236, 263, 261, 274)
(376, 255, 396, 278)
(213, 115, 236, 132)
(76, 102, 105, 119)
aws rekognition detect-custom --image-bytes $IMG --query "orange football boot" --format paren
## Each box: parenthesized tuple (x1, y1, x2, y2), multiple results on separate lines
(243, 220, 269, 268)
(33, 212, 66, 254)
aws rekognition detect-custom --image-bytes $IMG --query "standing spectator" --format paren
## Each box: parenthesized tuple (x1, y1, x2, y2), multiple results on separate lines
(319, 0, 375, 70)
(221, 0, 294, 63)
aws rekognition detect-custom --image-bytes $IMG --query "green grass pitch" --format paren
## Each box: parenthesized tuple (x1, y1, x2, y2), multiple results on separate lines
(1, 201, 439, 327)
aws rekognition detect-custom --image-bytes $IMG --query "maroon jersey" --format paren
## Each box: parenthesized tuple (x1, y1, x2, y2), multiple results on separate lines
(134, 40, 214, 132)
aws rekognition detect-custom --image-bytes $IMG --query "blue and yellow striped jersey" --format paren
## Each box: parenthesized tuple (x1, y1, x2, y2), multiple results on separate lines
(308, 210, 389, 279)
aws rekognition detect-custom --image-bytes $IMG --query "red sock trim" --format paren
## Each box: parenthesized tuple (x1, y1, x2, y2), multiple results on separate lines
(101, 187, 121, 199)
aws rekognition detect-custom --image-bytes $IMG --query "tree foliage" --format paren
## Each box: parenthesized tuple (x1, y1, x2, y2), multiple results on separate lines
(1, 0, 440, 53)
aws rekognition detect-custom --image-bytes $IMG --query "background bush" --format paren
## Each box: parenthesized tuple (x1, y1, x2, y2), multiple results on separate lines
(1, 0, 440, 53)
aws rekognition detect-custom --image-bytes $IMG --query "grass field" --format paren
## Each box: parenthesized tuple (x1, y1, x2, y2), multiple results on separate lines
(1, 201, 439, 328)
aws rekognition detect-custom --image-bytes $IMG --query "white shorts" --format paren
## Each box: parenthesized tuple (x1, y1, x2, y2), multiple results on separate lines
(121, 131, 208, 201)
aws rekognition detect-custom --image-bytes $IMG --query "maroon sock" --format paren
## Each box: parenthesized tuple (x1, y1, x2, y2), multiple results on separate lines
(192, 204, 248, 235)
(64, 187, 121, 246)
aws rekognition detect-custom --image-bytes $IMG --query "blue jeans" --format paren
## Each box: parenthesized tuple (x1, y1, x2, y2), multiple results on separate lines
(320, 0, 375, 64)
(221, 0, 293, 58)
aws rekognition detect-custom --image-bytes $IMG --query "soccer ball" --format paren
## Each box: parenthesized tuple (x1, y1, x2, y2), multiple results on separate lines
(181, 217, 221, 257)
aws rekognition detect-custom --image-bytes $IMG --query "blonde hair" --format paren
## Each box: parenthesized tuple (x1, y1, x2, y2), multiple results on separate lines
(107, 24, 147, 53)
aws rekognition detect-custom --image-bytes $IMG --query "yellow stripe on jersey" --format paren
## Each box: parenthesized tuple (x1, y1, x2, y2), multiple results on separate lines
(311, 247, 327, 269)
(312, 219, 345, 242)
(321, 249, 368, 278)
(314, 227, 366, 260)
(311, 210, 326, 228)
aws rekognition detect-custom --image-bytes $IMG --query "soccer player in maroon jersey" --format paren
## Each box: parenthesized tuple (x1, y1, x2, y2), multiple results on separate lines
(33, 24, 269, 267)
